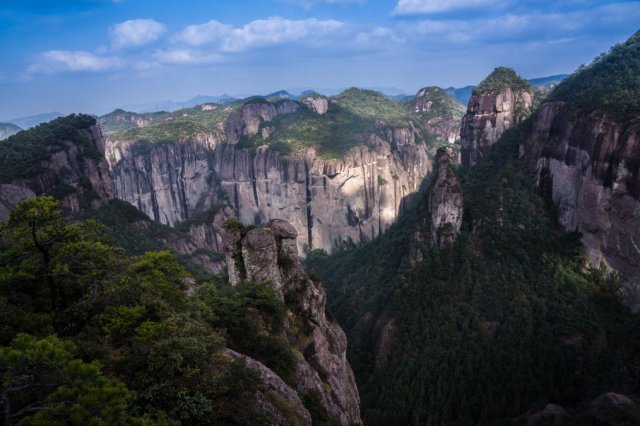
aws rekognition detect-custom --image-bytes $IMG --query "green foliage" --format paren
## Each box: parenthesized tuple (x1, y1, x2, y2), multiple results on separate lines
(0, 197, 302, 424)
(309, 120, 640, 424)
(548, 29, 640, 120)
(0, 333, 145, 425)
(473, 66, 532, 95)
(0, 114, 99, 183)
(106, 105, 237, 143)
(197, 282, 297, 385)
(243, 88, 435, 159)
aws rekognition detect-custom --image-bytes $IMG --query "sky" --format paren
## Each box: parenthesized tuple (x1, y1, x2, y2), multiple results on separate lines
(0, 0, 638, 119)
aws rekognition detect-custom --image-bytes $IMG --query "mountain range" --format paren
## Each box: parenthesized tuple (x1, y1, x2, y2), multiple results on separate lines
(0, 28, 638, 426)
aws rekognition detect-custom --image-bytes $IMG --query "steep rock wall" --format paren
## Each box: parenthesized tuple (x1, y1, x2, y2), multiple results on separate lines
(461, 87, 533, 167)
(523, 101, 640, 310)
(222, 219, 361, 424)
(107, 123, 431, 255)
(4, 123, 114, 215)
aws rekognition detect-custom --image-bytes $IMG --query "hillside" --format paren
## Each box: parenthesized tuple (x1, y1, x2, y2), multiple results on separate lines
(308, 34, 640, 425)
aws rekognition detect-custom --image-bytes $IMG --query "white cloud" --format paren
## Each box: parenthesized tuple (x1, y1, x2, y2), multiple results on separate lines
(175, 17, 345, 52)
(27, 50, 124, 73)
(154, 48, 223, 65)
(355, 27, 404, 47)
(175, 20, 233, 46)
(392, 0, 501, 16)
(109, 18, 166, 49)
(409, 3, 640, 44)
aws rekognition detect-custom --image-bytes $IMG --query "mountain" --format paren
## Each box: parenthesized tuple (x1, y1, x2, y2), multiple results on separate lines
(102, 87, 465, 255)
(445, 74, 568, 107)
(460, 67, 534, 166)
(0, 113, 363, 425)
(0, 122, 21, 140)
(308, 32, 640, 425)
(7, 111, 63, 129)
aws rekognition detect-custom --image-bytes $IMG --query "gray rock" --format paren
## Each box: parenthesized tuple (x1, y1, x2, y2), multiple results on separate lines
(222, 221, 362, 424)
(0, 184, 36, 221)
(428, 147, 463, 248)
(224, 348, 312, 426)
(461, 87, 533, 167)
(523, 101, 640, 311)
(588, 392, 640, 425)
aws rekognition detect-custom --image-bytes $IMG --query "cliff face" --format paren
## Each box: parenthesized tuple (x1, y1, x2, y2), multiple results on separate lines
(428, 148, 464, 248)
(222, 219, 361, 424)
(523, 102, 640, 310)
(0, 118, 114, 218)
(461, 86, 533, 167)
(107, 101, 431, 255)
(412, 87, 465, 145)
(408, 147, 463, 264)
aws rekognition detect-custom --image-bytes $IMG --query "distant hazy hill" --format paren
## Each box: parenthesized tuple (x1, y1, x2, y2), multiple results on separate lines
(118, 94, 238, 113)
(8, 112, 63, 129)
(0, 122, 21, 140)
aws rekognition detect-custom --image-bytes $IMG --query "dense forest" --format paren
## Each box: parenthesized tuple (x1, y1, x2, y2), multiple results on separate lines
(0, 197, 300, 425)
(309, 122, 640, 424)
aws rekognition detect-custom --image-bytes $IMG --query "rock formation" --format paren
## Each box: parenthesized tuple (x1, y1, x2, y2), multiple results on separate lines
(107, 104, 431, 255)
(0, 184, 36, 221)
(408, 147, 463, 264)
(411, 87, 465, 144)
(222, 219, 361, 424)
(0, 116, 114, 216)
(428, 147, 464, 248)
(460, 67, 533, 167)
(301, 95, 329, 115)
(522, 101, 640, 311)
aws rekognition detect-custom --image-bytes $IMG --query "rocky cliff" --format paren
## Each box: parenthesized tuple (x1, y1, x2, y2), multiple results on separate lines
(0, 115, 113, 219)
(411, 87, 465, 145)
(461, 67, 533, 167)
(408, 147, 463, 264)
(222, 219, 361, 424)
(107, 97, 432, 255)
(522, 31, 640, 311)
(523, 102, 640, 310)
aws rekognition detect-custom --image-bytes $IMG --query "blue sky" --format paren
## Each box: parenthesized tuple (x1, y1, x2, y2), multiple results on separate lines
(0, 0, 638, 118)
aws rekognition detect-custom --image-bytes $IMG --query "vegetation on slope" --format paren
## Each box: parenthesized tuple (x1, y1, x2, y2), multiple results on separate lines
(105, 104, 237, 143)
(0, 114, 100, 183)
(0, 196, 297, 425)
(548, 29, 640, 120)
(308, 122, 640, 425)
(473, 66, 532, 95)
(244, 88, 435, 159)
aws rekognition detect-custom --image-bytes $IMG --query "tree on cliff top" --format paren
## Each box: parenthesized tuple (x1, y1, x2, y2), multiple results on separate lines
(473, 67, 532, 95)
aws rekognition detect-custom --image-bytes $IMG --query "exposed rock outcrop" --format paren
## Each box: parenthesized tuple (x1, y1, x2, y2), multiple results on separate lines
(0, 117, 114, 215)
(412, 87, 465, 144)
(408, 147, 463, 264)
(222, 219, 361, 424)
(0, 184, 36, 221)
(523, 101, 640, 311)
(108, 127, 431, 255)
(461, 68, 533, 167)
(225, 100, 299, 144)
(302, 95, 329, 115)
(428, 147, 463, 248)
(224, 348, 313, 426)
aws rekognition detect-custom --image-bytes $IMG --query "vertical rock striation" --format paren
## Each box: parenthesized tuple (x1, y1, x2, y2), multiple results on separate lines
(523, 102, 640, 310)
(222, 219, 361, 424)
(428, 147, 464, 248)
(107, 100, 431, 255)
(460, 67, 533, 167)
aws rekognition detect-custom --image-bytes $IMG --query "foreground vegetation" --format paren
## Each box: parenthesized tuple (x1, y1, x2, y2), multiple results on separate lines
(0, 197, 296, 425)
